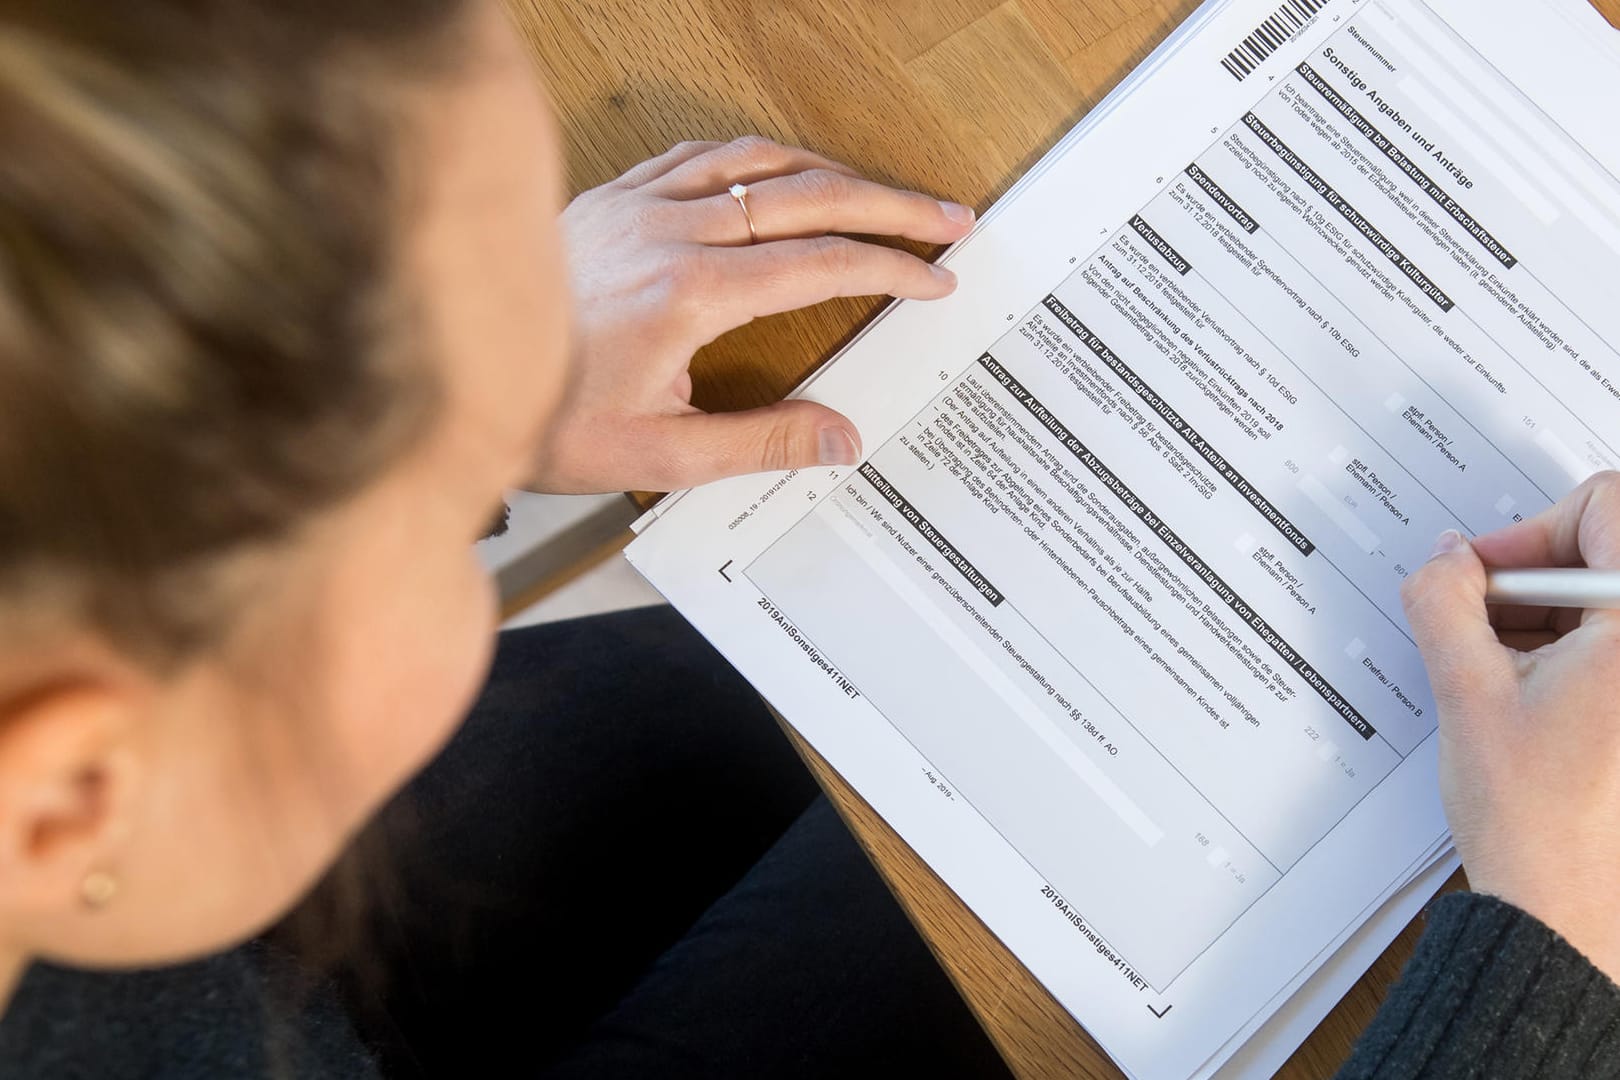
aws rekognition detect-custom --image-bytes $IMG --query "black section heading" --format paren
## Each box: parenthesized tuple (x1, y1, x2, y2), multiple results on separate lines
(1041, 295, 1315, 556)
(1129, 215, 1191, 276)
(857, 462, 1004, 607)
(1242, 111, 1455, 313)
(1295, 62, 1517, 270)
(1184, 163, 1259, 234)
(977, 353, 1375, 740)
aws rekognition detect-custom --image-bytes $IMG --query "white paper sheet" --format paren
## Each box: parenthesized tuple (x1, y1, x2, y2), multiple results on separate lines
(628, 1, 1620, 1074)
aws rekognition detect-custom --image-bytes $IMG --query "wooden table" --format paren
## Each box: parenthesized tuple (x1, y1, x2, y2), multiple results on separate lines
(510, 1, 1620, 1076)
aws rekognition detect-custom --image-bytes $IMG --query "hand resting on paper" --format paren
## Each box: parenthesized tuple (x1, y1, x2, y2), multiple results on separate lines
(1401, 470, 1620, 983)
(526, 136, 977, 494)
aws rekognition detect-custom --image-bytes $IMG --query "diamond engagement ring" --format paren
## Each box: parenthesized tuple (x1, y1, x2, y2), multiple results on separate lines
(728, 182, 758, 245)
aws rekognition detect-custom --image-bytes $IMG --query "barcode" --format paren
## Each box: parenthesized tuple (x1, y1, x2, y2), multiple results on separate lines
(1220, 0, 1327, 82)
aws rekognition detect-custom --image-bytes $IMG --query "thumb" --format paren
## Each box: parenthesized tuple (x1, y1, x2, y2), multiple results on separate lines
(1401, 530, 1510, 724)
(650, 400, 862, 488)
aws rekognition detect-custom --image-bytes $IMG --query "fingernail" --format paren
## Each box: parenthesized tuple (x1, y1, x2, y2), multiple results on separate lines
(818, 427, 860, 466)
(939, 201, 976, 225)
(931, 264, 958, 286)
(1428, 529, 1466, 560)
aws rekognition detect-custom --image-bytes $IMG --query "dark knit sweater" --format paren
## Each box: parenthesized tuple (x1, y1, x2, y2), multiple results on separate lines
(0, 943, 381, 1080)
(1336, 892, 1620, 1079)
(1, 893, 1616, 1077)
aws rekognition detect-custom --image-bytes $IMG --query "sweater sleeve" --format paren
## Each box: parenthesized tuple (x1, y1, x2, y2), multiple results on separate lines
(0, 942, 381, 1080)
(1337, 892, 1620, 1079)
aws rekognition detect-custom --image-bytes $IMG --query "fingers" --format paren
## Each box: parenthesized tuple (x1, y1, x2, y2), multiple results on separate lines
(636, 400, 862, 490)
(1402, 531, 1515, 731)
(644, 135, 862, 200)
(685, 168, 975, 247)
(684, 237, 956, 340)
(1473, 471, 1620, 570)
(611, 141, 726, 188)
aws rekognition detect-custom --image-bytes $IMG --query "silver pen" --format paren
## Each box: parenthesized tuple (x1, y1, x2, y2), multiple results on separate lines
(1484, 568, 1620, 609)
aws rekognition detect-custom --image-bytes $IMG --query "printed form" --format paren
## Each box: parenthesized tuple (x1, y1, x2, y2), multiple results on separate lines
(627, 1, 1620, 1075)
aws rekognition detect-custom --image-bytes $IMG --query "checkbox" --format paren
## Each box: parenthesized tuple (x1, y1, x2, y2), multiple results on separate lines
(1329, 445, 1350, 467)
(1344, 637, 1366, 660)
(1317, 739, 1340, 762)
(1234, 533, 1258, 555)
(1384, 393, 1407, 413)
(1206, 845, 1230, 868)
(1495, 494, 1516, 516)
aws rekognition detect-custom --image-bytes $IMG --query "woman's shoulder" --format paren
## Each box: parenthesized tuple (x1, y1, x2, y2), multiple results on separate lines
(0, 943, 379, 1080)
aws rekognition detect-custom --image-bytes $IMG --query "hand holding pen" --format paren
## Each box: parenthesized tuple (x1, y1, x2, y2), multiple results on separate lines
(1402, 472, 1620, 985)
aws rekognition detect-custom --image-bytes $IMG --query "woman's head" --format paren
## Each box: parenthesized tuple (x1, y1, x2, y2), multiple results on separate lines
(0, 0, 571, 986)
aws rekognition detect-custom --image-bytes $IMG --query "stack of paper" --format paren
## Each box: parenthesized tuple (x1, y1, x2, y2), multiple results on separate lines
(627, 1, 1620, 1075)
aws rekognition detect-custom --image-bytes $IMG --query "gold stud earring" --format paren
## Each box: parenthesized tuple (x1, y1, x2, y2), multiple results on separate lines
(80, 870, 118, 909)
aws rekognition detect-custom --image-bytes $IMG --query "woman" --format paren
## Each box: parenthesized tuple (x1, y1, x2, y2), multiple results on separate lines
(0, 1, 1615, 1076)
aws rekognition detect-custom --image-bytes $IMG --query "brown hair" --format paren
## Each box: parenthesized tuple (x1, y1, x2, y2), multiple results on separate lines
(0, 0, 472, 666)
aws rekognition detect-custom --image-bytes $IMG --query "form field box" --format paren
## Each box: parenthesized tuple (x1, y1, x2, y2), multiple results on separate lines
(1535, 429, 1592, 484)
(1299, 476, 1381, 555)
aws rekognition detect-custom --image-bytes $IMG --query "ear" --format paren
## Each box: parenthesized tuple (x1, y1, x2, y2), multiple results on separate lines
(0, 679, 144, 915)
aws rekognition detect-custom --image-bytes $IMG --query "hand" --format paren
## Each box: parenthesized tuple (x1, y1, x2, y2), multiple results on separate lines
(528, 136, 976, 494)
(1402, 472, 1620, 981)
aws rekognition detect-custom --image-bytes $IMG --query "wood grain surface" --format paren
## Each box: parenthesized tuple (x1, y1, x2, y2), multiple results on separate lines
(509, 1, 1620, 1075)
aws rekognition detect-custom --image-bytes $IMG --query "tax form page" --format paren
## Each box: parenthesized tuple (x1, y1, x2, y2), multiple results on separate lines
(627, 1, 1620, 1075)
